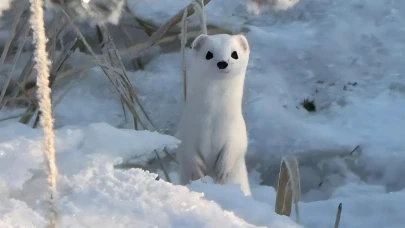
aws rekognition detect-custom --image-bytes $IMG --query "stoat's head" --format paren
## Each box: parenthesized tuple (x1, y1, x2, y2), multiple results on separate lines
(190, 34, 250, 78)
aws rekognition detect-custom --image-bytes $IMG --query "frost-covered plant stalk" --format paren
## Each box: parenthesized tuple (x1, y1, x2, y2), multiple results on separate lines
(180, 9, 188, 101)
(192, 0, 207, 35)
(29, 0, 59, 227)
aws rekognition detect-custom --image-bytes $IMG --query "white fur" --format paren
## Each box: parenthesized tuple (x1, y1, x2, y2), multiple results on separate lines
(176, 34, 251, 196)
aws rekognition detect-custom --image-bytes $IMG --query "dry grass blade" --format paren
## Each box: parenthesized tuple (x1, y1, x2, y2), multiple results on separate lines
(163, 147, 178, 164)
(0, 2, 29, 108)
(0, 20, 30, 108)
(180, 9, 188, 101)
(131, 14, 157, 36)
(119, 26, 143, 70)
(98, 26, 156, 130)
(0, 2, 27, 70)
(59, 9, 142, 129)
(275, 155, 301, 223)
(59, 8, 156, 130)
(275, 160, 293, 216)
(55, 27, 228, 84)
(8, 9, 31, 54)
(32, 38, 79, 128)
(49, 38, 79, 88)
(51, 66, 88, 110)
(180, 0, 208, 102)
(155, 28, 230, 45)
(19, 104, 37, 124)
(9, 55, 35, 107)
(284, 146, 361, 168)
(334, 203, 342, 228)
(57, 0, 216, 84)
(19, 18, 71, 125)
(350, 145, 360, 155)
(54, 63, 90, 82)
(4, 15, 69, 111)
(120, 0, 211, 59)
(154, 149, 172, 183)
(193, 0, 207, 35)
(98, 27, 140, 129)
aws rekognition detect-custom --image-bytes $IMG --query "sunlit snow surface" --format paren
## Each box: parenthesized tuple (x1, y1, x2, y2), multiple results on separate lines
(1, 0, 405, 227)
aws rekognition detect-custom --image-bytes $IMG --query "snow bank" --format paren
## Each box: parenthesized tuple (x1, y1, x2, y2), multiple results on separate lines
(0, 122, 298, 227)
(1, 119, 405, 228)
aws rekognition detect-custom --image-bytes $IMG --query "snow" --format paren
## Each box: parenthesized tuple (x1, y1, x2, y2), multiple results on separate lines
(0, 122, 297, 228)
(1, 0, 405, 227)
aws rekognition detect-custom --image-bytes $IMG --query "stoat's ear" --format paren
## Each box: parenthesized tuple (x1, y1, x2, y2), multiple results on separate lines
(233, 34, 250, 53)
(192, 34, 209, 51)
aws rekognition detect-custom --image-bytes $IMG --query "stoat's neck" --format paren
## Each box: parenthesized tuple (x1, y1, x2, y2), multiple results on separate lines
(186, 70, 246, 115)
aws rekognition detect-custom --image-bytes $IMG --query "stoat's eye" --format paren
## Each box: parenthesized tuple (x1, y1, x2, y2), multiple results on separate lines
(206, 51, 213, 60)
(231, 51, 238, 59)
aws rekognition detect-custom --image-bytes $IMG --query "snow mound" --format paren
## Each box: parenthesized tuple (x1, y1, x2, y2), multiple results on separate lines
(59, 165, 259, 228)
(0, 122, 298, 227)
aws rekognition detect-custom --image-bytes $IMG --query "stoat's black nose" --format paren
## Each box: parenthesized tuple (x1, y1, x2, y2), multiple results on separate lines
(217, 61, 228, 69)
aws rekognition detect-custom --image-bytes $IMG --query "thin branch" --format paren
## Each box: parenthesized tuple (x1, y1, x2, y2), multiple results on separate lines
(180, 9, 188, 101)
(334, 203, 342, 228)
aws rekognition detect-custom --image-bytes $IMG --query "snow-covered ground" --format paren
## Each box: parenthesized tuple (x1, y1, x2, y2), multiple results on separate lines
(1, 0, 405, 227)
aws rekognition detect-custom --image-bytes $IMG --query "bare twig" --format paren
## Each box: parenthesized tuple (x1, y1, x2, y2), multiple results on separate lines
(0, 19, 30, 108)
(193, 0, 207, 35)
(334, 203, 342, 228)
(5, 15, 69, 111)
(155, 28, 229, 45)
(18, 18, 70, 124)
(99, 25, 157, 130)
(119, 0, 211, 59)
(0, 2, 29, 107)
(180, 9, 188, 101)
(154, 150, 171, 183)
(0, 1, 27, 69)
(119, 26, 143, 70)
(350, 145, 360, 155)
(32, 38, 79, 128)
